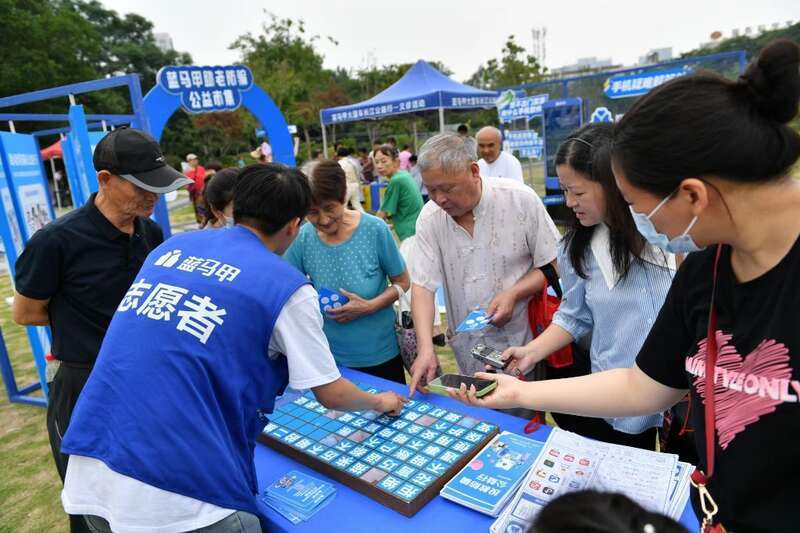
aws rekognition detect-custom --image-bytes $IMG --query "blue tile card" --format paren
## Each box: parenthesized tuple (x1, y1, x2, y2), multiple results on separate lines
(395, 483, 422, 502)
(318, 287, 349, 314)
(455, 309, 493, 332)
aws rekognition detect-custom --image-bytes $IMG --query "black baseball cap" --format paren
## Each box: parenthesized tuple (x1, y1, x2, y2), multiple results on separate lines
(93, 127, 192, 193)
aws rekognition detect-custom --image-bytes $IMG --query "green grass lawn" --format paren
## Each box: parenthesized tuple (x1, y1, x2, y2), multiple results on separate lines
(523, 161, 546, 196)
(0, 273, 65, 533)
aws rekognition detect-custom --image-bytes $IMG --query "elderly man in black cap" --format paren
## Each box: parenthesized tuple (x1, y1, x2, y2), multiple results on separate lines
(12, 127, 190, 533)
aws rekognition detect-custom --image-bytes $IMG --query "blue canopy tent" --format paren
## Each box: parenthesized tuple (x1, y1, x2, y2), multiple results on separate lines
(319, 60, 498, 154)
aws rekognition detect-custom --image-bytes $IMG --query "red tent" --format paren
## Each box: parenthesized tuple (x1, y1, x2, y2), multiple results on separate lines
(40, 140, 62, 160)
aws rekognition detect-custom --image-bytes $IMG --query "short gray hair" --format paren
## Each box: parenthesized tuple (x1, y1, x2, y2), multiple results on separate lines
(417, 132, 477, 175)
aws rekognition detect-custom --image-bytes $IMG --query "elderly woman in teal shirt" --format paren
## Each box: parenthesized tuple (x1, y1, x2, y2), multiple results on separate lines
(285, 160, 410, 384)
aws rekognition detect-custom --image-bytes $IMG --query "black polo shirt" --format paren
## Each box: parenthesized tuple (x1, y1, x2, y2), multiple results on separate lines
(14, 194, 164, 364)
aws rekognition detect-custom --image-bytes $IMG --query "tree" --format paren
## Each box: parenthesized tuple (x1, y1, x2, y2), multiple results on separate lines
(0, 0, 100, 110)
(0, 0, 192, 127)
(468, 35, 546, 89)
(191, 111, 250, 162)
(231, 12, 340, 158)
(682, 22, 800, 60)
(681, 22, 800, 136)
(75, 1, 192, 93)
(71, 0, 192, 115)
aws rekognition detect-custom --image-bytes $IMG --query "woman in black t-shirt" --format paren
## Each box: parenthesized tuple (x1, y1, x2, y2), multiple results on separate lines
(451, 39, 800, 532)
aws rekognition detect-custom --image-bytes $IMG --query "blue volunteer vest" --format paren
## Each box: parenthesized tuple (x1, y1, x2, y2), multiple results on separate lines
(61, 225, 309, 516)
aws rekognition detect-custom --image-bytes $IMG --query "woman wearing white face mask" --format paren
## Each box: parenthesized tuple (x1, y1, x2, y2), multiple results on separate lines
(628, 187, 702, 254)
(452, 39, 800, 532)
(499, 123, 675, 450)
(201, 168, 240, 229)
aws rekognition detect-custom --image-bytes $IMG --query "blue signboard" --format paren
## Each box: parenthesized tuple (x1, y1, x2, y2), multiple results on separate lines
(145, 64, 296, 168)
(504, 129, 543, 159)
(496, 91, 549, 123)
(0, 132, 55, 242)
(504, 129, 542, 149)
(62, 129, 106, 207)
(0, 133, 52, 393)
(67, 105, 101, 204)
(542, 98, 583, 193)
(157, 65, 254, 113)
(61, 137, 83, 207)
(519, 146, 543, 159)
(603, 67, 690, 99)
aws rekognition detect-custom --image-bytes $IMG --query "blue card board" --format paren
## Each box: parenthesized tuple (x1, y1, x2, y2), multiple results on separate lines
(259, 386, 499, 516)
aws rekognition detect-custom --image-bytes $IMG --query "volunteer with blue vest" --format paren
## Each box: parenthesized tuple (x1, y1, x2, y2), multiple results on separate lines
(59, 164, 406, 533)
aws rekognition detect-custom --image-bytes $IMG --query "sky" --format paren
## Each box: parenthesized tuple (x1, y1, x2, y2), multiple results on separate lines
(104, 0, 798, 81)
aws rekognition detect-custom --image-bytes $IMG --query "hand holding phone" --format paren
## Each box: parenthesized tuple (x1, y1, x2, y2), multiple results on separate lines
(447, 372, 526, 410)
(427, 373, 497, 398)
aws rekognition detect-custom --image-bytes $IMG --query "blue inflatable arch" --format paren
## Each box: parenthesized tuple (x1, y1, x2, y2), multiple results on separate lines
(143, 83, 295, 166)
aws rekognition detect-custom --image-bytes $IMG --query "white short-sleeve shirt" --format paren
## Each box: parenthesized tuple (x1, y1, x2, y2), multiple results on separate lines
(477, 151, 525, 183)
(412, 177, 560, 374)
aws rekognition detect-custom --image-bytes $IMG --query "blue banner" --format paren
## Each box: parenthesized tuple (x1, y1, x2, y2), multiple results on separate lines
(504, 130, 543, 160)
(603, 67, 690, 99)
(445, 94, 498, 108)
(157, 65, 254, 113)
(519, 146, 543, 159)
(496, 91, 549, 123)
(325, 95, 438, 124)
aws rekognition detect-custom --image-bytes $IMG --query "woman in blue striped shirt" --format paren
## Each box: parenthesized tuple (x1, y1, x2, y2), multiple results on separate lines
(501, 123, 675, 449)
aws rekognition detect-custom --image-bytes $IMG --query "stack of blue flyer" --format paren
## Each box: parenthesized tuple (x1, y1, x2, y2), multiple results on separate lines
(440, 431, 544, 516)
(261, 470, 336, 524)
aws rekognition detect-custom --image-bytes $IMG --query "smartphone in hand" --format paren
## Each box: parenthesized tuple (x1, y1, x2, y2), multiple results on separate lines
(427, 374, 497, 398)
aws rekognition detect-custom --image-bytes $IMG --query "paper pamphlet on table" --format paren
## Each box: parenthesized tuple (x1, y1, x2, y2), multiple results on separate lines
(440, 431, 544, 516)
(491, 427, 693, 532)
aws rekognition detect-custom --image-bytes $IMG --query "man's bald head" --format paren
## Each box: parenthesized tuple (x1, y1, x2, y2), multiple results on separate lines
(476, 126, 503, 163)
